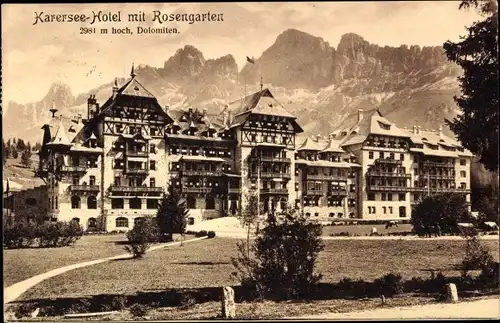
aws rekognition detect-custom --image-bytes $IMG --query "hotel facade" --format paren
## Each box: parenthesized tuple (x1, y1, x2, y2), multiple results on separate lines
(6, 68, 472, 231)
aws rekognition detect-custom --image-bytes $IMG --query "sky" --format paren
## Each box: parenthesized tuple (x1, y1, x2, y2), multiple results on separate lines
(1, 1, 483, 105)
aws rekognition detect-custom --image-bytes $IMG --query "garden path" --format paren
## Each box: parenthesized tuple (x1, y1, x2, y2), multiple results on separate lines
(3, 237, 208, 306)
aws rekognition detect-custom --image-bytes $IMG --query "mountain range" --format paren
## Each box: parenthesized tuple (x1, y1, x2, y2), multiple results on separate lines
(2, 28, 463, 144)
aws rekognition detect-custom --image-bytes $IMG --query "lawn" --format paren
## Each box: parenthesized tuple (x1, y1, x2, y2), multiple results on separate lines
(18, 238, 500, 301)
(322, 223, 413, 236)
(3, 234, 129, 288)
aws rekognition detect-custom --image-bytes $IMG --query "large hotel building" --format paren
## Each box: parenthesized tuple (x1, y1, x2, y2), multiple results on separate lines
(5, 68, 472, 231)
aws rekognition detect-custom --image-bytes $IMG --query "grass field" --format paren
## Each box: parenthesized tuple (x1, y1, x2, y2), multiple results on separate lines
(18, 238, 499, 301)
(3, 234, 129, 288)
(322, 223, 413, 236)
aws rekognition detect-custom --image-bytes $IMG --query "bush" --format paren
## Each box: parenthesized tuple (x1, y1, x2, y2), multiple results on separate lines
(3, 221, 83, 249)
(195, 230, 208, 237)
(207, 231, 216, 238)
(374, 273, 404, 297)
(129, 303, 150, 318)
(231, 209, 325, 300)
(124, 216, 159, 259)
(462, 234, 495, 277)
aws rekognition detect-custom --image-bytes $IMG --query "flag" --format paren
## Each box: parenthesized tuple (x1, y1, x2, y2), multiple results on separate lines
(246, 56, 255, 64)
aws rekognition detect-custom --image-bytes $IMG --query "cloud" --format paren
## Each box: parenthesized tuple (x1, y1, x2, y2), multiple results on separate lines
(2, 2, 482, 104)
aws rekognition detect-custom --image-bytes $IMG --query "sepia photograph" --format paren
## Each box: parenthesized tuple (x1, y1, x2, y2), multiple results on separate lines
(2, 1, 499, 320)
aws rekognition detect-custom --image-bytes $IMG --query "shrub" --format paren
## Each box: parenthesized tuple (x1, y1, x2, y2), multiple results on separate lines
(129, 303, 150, 318)
(231, 209, 325, 300)
(461, 234, 495, 276)
(3, 221, 83, 249)
(195, 230, 208, 237)
(374, 273, 404, 297)
(124, 216, 159, 259)
(207, 231, 216, 238)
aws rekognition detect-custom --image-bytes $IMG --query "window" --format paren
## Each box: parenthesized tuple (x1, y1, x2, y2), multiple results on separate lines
(116, 217, 128, 228)
(315, 212, 319, 217)
(368, 193, 375, 201)
(71, 217, 80, 223)
(114, 177, 121, 186)
(150, 144, 156, 154)
(390, 153, 395, 159)
(400, 154, 404, 161)
(25, 198, 37, 206)
(147, 199, 158, 209)
(150, 160, 156, 170)
(414, 168, 418, 176)
(329, 213, 335, 218)
(89, 176, 95, 186)
(150, 178, 156, 187)
(369, 151, 374, 159)
(383, 206, 386, 214)
(295, 182, 299, 191)
(381, 193, 386, 201)
(460, 182, 467, 189)
(337, 213, 343, 218)
(460, 171, 466, 178)
(187, 196, 196, 209)
(72, 175, 79, 185)
(130, 198, 141, 209)
(413, 156, 418, 162)
(71, 196, 81, 209)
(387, 194, 393, 201)
(399, 193, 406, 201)
(460, 159, 466, 166)
(55, 196, 58, 209)
(389, 206, 393, 214)
(399, 206, 407, 218)
(87, 196, 97, 209)
(380, 152, 384, 159)
(111, 198, 124, 209)
(205, 196, 215, 209)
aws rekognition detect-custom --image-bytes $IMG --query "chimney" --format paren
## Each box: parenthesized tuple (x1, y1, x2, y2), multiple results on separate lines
(417, 126, 421, 134)
(164, 105, 169, 113)
(413, 125, 418, 134)
(203, 108, 207, 117)
(357, 109, 363, 122)
(227, 108, 232, 125)
(112, 78, 119, 99)
(315, 134, 321, 142)
(438, 124, 443, 136)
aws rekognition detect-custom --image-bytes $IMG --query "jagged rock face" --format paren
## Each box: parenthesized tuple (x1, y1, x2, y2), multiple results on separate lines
(3, 29, 463, 143)
(240, 29, 335, 89)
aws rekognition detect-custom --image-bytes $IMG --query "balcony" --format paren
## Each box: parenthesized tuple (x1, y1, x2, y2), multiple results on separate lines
(306, 190, 325, 196)
(182, 187, 212, 194)
(327, 190, 348, 197)
(182, 170, 224, 177)
(307, 174, 348, 181)
(423, 161, 455, 168)
(260, 157, 291, 163)
(375, 158, 402, 166)
(260, 172, 292, 179)
(408, 187, 470, 194)
(228, 187, 242, 194)
(367, 185, 408, 192)
(367, 172, 411, 179)
(262, 188, 289, 195)
(125, 168, 148, 175)
(69, 185, 100, 192)
(109, 186, 163, 194)
(125, 150, 149, 158)
(60, 166, 87, 173)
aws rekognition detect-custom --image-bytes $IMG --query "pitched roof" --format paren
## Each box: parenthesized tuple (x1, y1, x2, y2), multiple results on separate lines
(321, 138, 344, 153)
(116, 76, 155, 98)
(297, 137, 323, 151)
(47, 120, 72, 146)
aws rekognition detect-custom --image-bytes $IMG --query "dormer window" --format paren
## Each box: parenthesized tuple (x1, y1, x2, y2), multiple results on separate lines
(378, 121, 391, 130)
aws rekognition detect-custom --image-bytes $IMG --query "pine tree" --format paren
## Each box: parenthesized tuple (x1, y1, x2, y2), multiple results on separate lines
(156, 185, 189, 242)
(21, 149, 32, 168)
(443, 0, 499, 171)
(11, 147, 19, 159)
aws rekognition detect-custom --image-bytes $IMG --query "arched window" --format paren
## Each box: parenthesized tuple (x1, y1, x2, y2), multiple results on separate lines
(71, 196, 81, 209)
(116, 217, 129, 228)
(71, 217, 80, 223)
(88, 217, 97, 228)
(87, 196, 97, 209)
(399, 206, 406, 218)
(205, 196, 215, 209)
(187, 196, 196, 209)
(130, 198, 141, 209)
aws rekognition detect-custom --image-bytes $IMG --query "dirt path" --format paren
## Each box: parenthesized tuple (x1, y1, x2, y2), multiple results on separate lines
(288, 297, 500, 319)
(3, 237, 208, 306)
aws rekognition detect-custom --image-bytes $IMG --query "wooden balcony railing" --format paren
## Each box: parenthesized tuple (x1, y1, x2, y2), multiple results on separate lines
(109, 186, 163, 193)
(228, 188, 242, 194)
(262, 188, 289, 195)
(306, 190, 325, 196)
(306, 174, 348, 181)
(423, 161, 455, 168)
(367, 185, 408, 192)
(182, 170, 224, 177)
(69, 185, 100, 192)
(260, 172, 291, 179)
(367, 172, 411, 179)
(125, 150, 149, 157)
(327, 190, 348, 196)
(182, 187, 212, 193)
(60, 166, 87, 172)
(125, 168, 149, 175)
(260, 157, 292, 163)
(375, 158, 403, 165)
